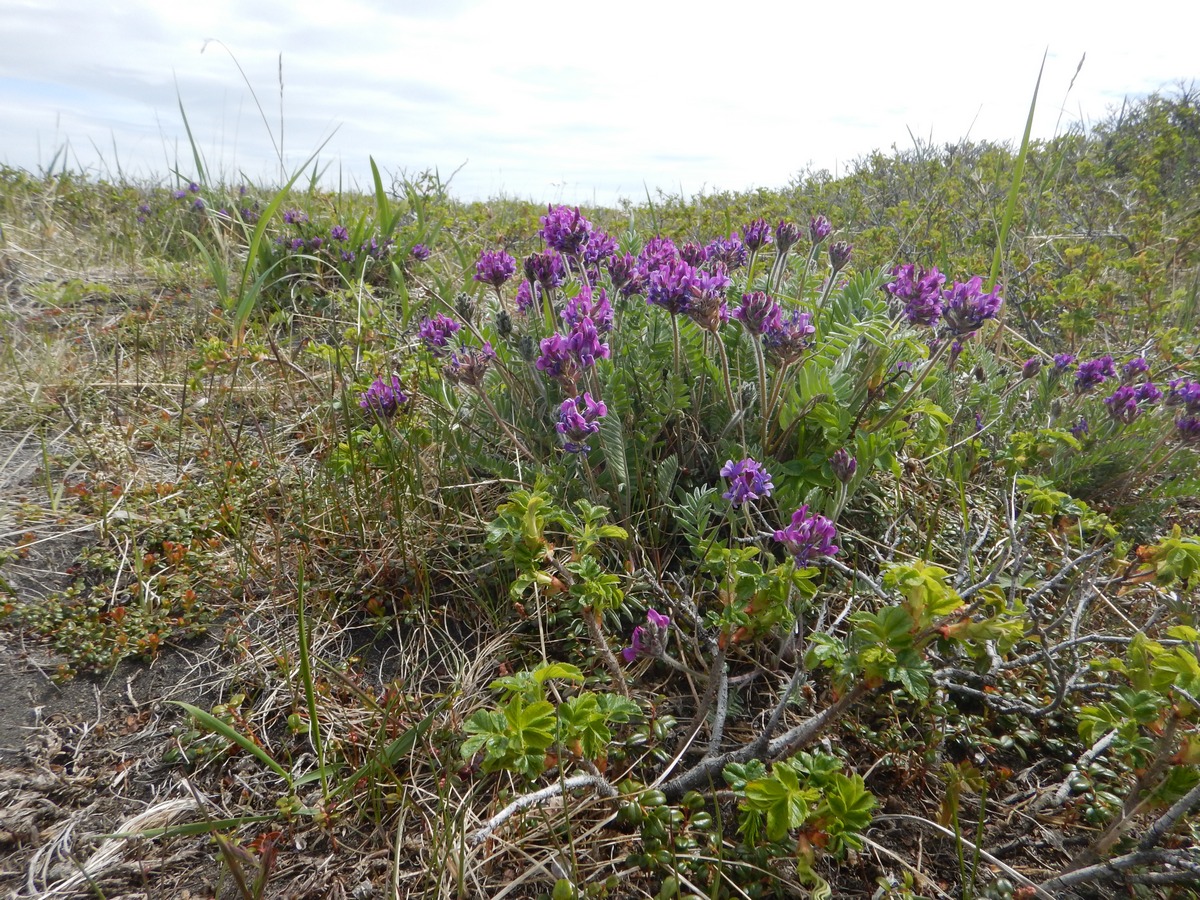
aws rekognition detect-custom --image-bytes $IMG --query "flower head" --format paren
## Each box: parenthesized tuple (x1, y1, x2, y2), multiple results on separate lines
(775, 505, 839, 566)
(828, 241, 853, 274)
(607, 252, 644, 297)
(515, 279, 540, 315)
(775, 220, 802, 254)
(679, 241, 709, 268)
(330, 225, 350, 242)
(443, 342, 496, 388)
(474, 250, 517, 288)
(1136, 382, 1163, 405)
(809, 215, 832, 244)
(1052, 353, 1076, 373)
(1121, 356, 1150, 381)
(562, 286, 614, 333)
(539, 204, 592, 254)
(556, 392, 607, 453)
(535, 333, 577, 382)
(566, 317, 611, 367)
(637, 236, 679, 276)
(830, 449, 857, 484)
(940, 276, 1003, 336)
(646, 258, 695, 316)
(762, 307, 816, 364)
(418, 313, 462, 356)
(742, 218, 773, 253)
(1074, 355, 1117, 393)
(720, 457, 774, 508)
(1177, 416, 1200, 446)
(359, 375, 408, 417)
(732, 292, 783, 336)
(622, 608, 670, 663)
(684, 264, 732, 331)
(1022, 357, 1043, 379)
(1103, 385, 1141, 424)
(1069, 417, 1090, 439)
(524, 250, 566, 290)
(411, 243, 431, 261)
(283, 208, 308, 225)
(886, 264, 945, 327)
(705, 233, 748, 271)
(1166, 378, 1200, 414)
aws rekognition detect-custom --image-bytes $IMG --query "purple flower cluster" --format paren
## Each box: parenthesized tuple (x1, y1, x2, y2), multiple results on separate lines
(556, 392, 607, 453)
(443, 342, 496, 388)
(742, 218, 773, 253)
(680, 241, 708, 267)
(1074, 355, 1117, 393)
(515, 280, 541, 315)
(762, 308, 816, 364)
(684, 265, 732, 332)
(524, 250, 566, 291)
(359, 375, 408, 417)
(940, 276, 1004, 336)
(732, 292, 782, 336)
(774, 505, 839, 567)
(418, 313, 462, 356)
(1121, 357, 1150, 381)
(539, 205, 592, 254)
(705, 233, 748, 271)
(562, 286, 614, 333)
(828, 241, 853, 274)
(830, 449, 857, 484)
(1070, 417, 1090, 439)
(646, 257, 695, 315)
(360, 236, 395, 260)
(1177, 416, 1200, 445)
(330, 225, 350, 242)
(283, 209, 309, 225)
(581, 231, 617, 283)
(535, 333, 576, 381)
(622, 608, 670, 663)
(809, 215, 832, 244)
(1052, 353, 1076, 373)
(1166, 378, 1200, 413)
(606, 252, 643, 297)
(775, 220, 802, 254)
(411, 243, 431, 261)
(1022, 357, 1043, 379)
(720, 457, 774, 508)
(1103, 385, 1143, 424)
(886, 264, 946, 327)
(474, 250, 517, 288)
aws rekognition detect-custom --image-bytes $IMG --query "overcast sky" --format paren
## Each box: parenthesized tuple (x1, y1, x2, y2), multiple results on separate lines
(2, 0, 1198, 206)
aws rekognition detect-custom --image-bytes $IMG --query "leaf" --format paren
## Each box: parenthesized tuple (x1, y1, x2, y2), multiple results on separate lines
(172, 702, 290, 785)
(598, 408, 628, 493)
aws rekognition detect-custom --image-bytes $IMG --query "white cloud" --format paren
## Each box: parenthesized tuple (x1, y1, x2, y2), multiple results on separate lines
(1, 0, 1197, 204)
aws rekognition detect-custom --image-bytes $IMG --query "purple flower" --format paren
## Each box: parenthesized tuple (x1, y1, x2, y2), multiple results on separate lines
(762, 307, 816, 364)
(172, 189, 187, 200)
(886, 264, 946, 327)
(1136, 382, 1163, 405)
(340, 250, 356, 263)
(742, 218, 773, 253)
(191, 198, 205, 211)
(474, 250, 517, 288)
(1070, 417, 1090, 439)
(646, 258, 695, 316)
(1022, 357, 1043, 379)
(622, 608, 670, 663)
(582, 231, 617, 283)
(515, 280, 540, 315)
(607, 252, 644, 297)
(562, 286, 614, 333)
(539, 204, 592, 254)
(720, 457, 774, 508)
(1166, 378, 1200, 414)
(1177, 416, 1200, 446)
(637, 236, 679, 275)
(705, 233, 748, 271)
(732, 291, 783, 336)
(418, 313, 462, 356)
(535, 333, 577, 382)
(828, 241, 853, 274)
(360, 236, 394, 259)
(830, 449, 857, 484)
(330, 225, 349, 242)
(283, 208, 308, 225)
(685, 264, 732, 331)
(941, 276, 1003, 337)
(443, 342, 496, 387)
(679, 241, 709, 267)
(1122, 357, 1150, 381)
(359, 375, 408, 417)
(289, 237, 305, 251)
(556, 392, 607, 453)
(1052, 353, 1076, 373)
(411, 243, 431, 261)
(308, 237, 324, 251)
(1104, 385, 1141, 424)
(524, 250, 566, 290)
(775, 505, 839, 567)
(1074, 355, 1117, 393)
(135, 202, 151, 223)
(188, 182, 200, 194)
(809, 215, 833, 245)
(566, 317, 611, 367)
(775, 220, 802, 254)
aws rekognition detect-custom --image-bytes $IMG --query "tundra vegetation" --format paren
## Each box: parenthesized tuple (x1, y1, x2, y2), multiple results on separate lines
(0, 87, 1198, 899)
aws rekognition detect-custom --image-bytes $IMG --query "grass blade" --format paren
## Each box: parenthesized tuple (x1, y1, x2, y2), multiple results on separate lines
(172, 701, 291, 785)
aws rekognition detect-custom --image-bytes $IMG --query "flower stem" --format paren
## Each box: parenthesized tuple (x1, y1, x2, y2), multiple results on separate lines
(868, 339, 952, 434)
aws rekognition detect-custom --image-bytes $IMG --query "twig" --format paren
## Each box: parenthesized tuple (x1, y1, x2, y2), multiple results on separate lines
(467, 774, 617, 847)
(1039, 849, 1200, 894)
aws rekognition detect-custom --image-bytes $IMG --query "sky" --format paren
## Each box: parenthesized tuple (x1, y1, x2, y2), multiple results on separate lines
(2, 0, 1199, 207)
